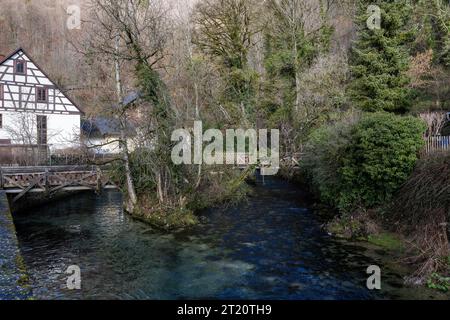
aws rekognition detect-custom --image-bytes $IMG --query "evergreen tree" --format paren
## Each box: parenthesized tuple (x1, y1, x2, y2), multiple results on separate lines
(263, 0, 333, 116)
(434, 1, 450, 67)
(413, 0, 450, 66)
(349, 0, 415, 113)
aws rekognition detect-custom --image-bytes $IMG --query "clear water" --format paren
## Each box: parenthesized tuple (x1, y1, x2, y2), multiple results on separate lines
(12, 177, 436, 300)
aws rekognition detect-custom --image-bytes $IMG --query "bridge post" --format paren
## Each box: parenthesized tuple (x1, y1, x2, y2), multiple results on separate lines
(96, 166, 103, 194)
(44, 168, 50, 195)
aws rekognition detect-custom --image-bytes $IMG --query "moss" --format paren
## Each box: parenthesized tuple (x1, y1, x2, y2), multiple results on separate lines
(368, 233, 405, 252)
(132, 202, 199, 231)
(15, 255, 30, 286)
(17, 273, 30, 288)
(326, 214, 368, 239)
(327, 219, 349, 238)
(130, 176, 251, 232)
(427, 273, 450, 292)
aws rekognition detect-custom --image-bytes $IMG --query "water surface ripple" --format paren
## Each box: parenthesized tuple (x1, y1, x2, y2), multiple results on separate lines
(13, 177, 428, 300)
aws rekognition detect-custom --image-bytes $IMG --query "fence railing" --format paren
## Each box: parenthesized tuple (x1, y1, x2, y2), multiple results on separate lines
(424, 136, 450, 154)
(0, 144, 49, 167)
(0, 144, 120, 167)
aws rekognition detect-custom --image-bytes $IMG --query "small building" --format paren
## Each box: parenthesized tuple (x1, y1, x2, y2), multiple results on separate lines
(81, 117, 136, 155)
(0, 48, 83, 164)
(81, 91, 142, 155)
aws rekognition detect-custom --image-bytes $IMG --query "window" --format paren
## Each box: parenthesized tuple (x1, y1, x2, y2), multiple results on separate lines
(14, 60, 26, 75)
(36, 87, 48, 103)
(0, 84, 3, 100)
(37, 115, 47, 145)
(0, 114, 2, 129)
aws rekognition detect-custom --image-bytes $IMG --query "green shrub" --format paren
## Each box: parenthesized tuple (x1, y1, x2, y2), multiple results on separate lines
(302, 113, 358, 208)
(303, 112, 426, 212)
(339, 112, 426, 210)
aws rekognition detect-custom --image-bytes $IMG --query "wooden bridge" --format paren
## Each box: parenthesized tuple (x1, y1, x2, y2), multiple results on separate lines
(0, 166, 117, 203)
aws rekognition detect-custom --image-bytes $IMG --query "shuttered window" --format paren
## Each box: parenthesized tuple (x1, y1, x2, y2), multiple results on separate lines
(37, 115, 47, 145)
(14, 60, 26, 75)
(36, 87, 48, 102)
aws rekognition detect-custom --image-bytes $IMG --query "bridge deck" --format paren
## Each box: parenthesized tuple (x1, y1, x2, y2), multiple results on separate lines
(3, 185, 118, 194)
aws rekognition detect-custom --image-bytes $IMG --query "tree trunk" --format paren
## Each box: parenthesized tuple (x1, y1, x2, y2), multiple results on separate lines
(293, 33, 301, 114)
(115, 34, 138, 213)
(295, 68, 301, 114)
(157, 170, 164, 203)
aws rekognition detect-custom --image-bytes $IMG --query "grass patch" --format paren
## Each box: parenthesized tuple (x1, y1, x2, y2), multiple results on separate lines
(368, 233, 404, 251)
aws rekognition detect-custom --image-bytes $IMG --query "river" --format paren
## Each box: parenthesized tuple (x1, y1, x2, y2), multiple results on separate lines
(12, 176, 440, 300)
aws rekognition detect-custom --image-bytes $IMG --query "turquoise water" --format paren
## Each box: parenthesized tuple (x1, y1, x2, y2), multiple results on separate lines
(12, 177, 435, 300)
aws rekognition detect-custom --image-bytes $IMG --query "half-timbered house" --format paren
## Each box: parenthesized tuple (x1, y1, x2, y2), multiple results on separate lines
(0, 48, 83, 157)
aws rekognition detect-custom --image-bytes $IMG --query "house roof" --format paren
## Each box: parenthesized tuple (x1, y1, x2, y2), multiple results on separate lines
(0, 47, 84, 115)
(0, 49, 18, 65)
(81, 117, 136, 138)
(123, 91, 142, 106)
(111, 90, 142, 110)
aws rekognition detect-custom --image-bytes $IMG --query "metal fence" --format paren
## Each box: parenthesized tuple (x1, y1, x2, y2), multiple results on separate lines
(424, 136, 450, 154)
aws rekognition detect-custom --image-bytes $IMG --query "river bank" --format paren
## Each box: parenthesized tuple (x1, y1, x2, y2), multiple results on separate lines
(286, 173, 450, 296)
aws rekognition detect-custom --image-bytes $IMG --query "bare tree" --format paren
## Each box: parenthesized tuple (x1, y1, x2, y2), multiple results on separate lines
(193, 0, 259, 69)
(192, 0, 261, 124)
(3, 113, 60, 166)
(419, 111, 447, 137)
(77, 0, 171, 212)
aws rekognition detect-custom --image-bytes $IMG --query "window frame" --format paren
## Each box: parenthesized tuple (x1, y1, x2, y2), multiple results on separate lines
(14, 59, 27, 75)
(36, 86, 49, 103)
(37, 115, 48, 145)
(0, 114, 3, 129)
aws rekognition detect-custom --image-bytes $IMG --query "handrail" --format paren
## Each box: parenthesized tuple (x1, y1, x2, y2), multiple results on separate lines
(0, 165, 98, 174)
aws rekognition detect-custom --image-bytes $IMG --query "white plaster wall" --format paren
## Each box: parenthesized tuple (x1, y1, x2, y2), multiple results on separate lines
(48, 113, 81, 150)
(0, 50, 82, 114)
(0, 111, 80, 150)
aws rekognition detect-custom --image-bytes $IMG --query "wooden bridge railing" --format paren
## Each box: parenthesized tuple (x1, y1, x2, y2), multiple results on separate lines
(0, 165, 116, 203)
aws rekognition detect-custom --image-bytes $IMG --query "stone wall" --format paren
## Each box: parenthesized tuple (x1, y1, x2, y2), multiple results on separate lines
(0, 191, 32, 300)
